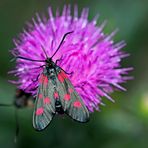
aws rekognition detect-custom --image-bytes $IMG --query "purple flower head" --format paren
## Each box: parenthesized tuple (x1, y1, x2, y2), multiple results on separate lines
(10, 6, 132, 112)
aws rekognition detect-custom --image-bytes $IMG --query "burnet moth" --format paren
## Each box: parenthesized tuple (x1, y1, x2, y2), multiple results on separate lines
(0, 89, 35, 142)
(16, 31, 90, 131)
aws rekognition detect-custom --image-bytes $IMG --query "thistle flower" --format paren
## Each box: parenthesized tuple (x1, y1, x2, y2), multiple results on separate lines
(10, 6, 132, 112)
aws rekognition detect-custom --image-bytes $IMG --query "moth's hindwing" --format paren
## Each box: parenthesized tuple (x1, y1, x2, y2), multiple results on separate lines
(33, 73, 56, 131)
(56, 69, 90, 122)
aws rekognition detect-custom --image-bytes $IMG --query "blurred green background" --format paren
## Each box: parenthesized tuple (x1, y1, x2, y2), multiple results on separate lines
(0, 0, 148, 148)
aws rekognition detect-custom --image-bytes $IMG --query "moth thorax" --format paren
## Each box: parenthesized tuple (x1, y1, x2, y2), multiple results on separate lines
(49, 68, 54, 73)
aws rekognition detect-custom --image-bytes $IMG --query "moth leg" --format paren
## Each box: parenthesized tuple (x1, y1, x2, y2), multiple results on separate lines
(32, 74, 40, 82)
(55, 56, 73, 76)
(61, 69, 74, 76)
(29, 65, 45, 70)
(55, 56, 63, 65)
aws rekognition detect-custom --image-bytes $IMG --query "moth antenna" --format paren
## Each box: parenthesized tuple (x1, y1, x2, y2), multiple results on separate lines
(41, 45, 48, 59)
(16, 56, 45, 62)
(51, 31, 73, 59)
(14, 108, 19, 143)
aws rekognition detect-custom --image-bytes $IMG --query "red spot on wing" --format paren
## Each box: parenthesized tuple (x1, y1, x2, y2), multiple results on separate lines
(61, 71, 68, 79)
(54, 92, 59, 99)
(68, 88, 73, 93)
(73, 101, 82, 108)
(43, 76, 48, 86)
(44, 97, 51, 104)
(57, 71, 68, 83)
(38, 94, 43, 99)
(39, 74, 43, 83)
(64, 94, 71, 101)
(57, 73, 64, 82)
(39, 74, 48, 86)
(36, 107, 44, 115)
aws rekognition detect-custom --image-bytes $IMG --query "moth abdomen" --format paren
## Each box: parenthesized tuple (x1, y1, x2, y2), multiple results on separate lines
(55, 100, 64, 114)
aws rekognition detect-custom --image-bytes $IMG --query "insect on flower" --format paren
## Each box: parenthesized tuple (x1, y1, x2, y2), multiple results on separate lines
(16, 32, 90, 131)
(0, 89, 35, 142)
(10, 6, 132, 128)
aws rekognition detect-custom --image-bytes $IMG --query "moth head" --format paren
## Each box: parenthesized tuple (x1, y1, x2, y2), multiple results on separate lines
(45, 58, 55, 68)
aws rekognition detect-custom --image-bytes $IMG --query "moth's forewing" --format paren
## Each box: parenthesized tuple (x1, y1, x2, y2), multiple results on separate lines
(56, 69, 90, 122)
(33, 73, 56, 131)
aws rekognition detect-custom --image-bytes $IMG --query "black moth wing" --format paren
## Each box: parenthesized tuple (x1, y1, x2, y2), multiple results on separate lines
(56, 68, 90, 122)
(33, 72, 56, 131)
